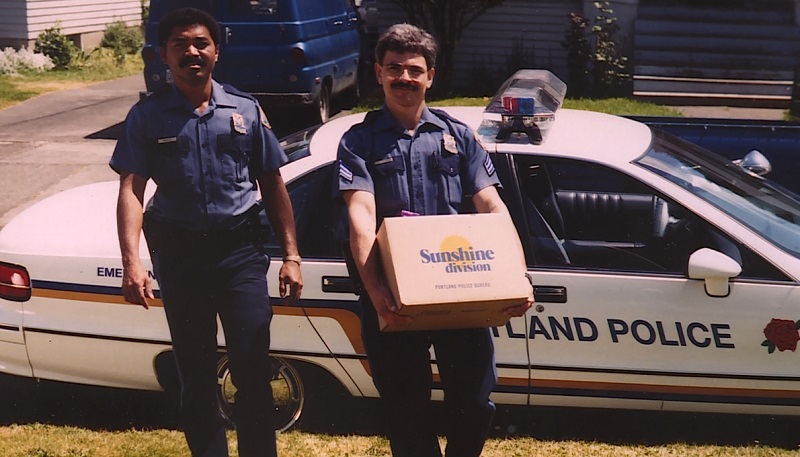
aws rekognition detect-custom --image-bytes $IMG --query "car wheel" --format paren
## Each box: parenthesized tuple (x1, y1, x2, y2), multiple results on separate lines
(313, 83, 330, 124)
(216, 355, 305, 432)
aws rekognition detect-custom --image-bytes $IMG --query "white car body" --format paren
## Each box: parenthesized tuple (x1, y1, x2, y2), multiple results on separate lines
(1, 107, 799, 430)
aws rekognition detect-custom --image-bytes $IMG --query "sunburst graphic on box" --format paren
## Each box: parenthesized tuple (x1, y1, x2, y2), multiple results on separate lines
(440, 235, 474, 267)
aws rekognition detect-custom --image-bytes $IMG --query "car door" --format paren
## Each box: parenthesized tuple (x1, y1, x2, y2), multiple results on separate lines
(261, 155, 378, 397)
(507, 154, 800, 412)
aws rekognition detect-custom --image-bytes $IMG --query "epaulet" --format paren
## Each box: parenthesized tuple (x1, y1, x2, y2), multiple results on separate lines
(428, 107, 469, 129)
(139, 85, 171, 104)
(351, 109, 382, 131)
(221, 83, 258, 103)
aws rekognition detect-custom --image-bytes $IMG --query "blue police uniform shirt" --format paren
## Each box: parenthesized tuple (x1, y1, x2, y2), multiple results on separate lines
(110, 80, 287, 232)
(337, 105, 500, 222)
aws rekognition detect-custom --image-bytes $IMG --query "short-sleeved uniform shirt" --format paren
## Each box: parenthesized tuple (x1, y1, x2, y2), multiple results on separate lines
(110, 80, 287, 232)
(337, 105, 500, 223)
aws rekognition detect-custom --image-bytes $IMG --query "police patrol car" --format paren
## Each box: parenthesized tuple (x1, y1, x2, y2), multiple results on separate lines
(1, 70, 800, 431)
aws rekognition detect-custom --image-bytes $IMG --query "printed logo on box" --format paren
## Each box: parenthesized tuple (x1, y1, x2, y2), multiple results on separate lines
(418, 235, 496, 273)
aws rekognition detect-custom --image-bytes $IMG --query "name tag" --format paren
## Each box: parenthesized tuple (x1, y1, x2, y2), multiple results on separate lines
(157, 137, 177, 144)
(374, 157, 393, 166)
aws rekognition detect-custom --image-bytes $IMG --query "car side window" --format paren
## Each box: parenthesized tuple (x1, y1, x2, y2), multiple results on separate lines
(230, 0, 277, 15)
(515, 156, 787, 281)
(263, 163, 344, 259)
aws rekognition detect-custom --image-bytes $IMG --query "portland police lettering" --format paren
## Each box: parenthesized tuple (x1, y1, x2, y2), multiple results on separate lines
(494, 315, 736, 349)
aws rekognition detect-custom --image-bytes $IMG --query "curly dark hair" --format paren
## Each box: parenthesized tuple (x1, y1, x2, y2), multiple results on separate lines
(375, 23, 438, 69)
(157, 7, 221, 47)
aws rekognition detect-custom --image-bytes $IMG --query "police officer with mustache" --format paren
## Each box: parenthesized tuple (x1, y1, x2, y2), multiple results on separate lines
(111, 7, 302, 457)
(337, 23, 532, 457)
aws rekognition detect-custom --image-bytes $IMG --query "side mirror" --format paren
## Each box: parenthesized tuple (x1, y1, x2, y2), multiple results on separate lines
(733, 149, 771, 177)
(687, 248, 742, 297)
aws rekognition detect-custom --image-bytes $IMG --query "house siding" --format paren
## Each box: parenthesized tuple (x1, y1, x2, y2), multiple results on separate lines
(374, 0, 580, 92)
(0, 0, 141, 50)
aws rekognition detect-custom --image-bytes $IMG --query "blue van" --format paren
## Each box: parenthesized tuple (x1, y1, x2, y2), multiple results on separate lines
(141, 0, 362, 123)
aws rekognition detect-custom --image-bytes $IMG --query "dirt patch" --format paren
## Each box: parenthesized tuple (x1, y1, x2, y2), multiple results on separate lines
(14, 81, 90, 92)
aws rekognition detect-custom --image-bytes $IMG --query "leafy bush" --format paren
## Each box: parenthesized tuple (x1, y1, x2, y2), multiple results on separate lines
(0, 47, 54, 75)
(562, 1, 630, 98)
(101, 20, 144, 64)
(34, 24, 77, 70)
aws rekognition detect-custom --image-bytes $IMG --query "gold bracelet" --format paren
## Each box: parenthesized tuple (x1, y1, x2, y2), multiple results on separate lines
(283, 255, 302, 265)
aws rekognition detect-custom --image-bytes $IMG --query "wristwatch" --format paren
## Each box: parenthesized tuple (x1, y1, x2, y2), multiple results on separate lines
(283, 255, 302, 265)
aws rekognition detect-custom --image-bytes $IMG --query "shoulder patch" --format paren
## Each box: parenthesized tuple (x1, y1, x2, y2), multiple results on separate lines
(259, 106, 272, 129)
(339, 160, 353, 183)
(484, 153, 496, 177)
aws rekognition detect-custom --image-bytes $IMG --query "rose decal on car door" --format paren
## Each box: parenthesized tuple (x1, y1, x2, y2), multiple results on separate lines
(762, 318, 800, 353)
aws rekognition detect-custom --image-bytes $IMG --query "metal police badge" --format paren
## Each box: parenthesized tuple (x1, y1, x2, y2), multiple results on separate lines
(443, 133, 458, 155)
(231, 113, 248, 135)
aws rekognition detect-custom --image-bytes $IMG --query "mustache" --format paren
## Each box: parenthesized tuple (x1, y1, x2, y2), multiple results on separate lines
(179, 56, 206, 68)
(390, 81, 418, 91)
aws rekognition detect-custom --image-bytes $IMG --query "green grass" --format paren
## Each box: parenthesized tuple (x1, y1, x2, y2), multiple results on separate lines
(0, 48, 143, 110)
(0, 424, 796, 457)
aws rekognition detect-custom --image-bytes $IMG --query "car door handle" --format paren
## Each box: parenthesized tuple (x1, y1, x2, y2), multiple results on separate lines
(322, 276, 356, 294)
(533, 286, 567, 303)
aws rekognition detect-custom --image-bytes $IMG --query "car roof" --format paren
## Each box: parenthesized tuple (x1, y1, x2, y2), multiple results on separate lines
(280, 107, 654, 182)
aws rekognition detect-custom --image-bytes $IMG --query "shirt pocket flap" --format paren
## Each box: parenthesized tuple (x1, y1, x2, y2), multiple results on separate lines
(217, 133, 251, 157)
(154, 136, 190, 155)
(371, 154, 405, 175)
(438, 153, 460, 177)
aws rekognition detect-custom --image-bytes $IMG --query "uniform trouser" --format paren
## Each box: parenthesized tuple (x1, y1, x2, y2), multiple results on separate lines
(152, 237, 276, 457)
(360, 297, 497, 457)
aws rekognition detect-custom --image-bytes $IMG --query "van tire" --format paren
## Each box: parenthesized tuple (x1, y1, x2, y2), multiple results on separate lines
(341, 72, 361, 110)
(313, 84, 330, 124)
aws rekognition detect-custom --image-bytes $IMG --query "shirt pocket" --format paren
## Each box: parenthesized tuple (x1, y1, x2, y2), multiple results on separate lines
(432, 153, 463, 209)
(370, 154, 407, 218)
(150, 136, 191, 188)
(217, 133, 252, 183)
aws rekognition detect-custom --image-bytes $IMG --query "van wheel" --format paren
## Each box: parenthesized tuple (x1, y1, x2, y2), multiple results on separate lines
(341, 72, 360, 109)
(216, 355, 305, 432)
(313, 84, 330, 124)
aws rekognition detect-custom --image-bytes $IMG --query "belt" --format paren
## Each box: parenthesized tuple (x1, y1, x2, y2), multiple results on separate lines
(145, 207, 268, 246)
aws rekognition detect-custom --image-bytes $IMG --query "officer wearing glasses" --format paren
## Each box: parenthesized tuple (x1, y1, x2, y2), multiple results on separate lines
(337, 23, 531, 457)
(112, 7, 302, 457)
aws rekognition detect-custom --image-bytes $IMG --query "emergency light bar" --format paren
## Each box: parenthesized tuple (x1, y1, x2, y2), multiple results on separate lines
(480, 69, 567, 145)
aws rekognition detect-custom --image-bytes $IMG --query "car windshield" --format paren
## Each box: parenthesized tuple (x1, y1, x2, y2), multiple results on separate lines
(636, 130, 800, 258)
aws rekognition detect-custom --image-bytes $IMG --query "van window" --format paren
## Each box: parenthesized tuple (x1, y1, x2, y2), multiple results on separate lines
(230, 0, 277, 15)
(295, 0, 346, 19)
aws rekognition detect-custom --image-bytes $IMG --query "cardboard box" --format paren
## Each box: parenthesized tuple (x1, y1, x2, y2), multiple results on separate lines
(376, 212, 531, 332)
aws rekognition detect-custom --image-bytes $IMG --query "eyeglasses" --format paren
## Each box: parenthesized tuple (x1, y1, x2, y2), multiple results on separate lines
(382, 63, 428, 79)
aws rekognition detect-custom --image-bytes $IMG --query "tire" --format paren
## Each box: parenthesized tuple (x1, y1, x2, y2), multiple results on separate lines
(341, 70, 361, 110)
(312, 83, 331, 124)
(216, 355, 305, 432)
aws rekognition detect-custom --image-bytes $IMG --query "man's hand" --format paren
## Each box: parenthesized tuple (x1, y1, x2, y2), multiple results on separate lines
(279, 261, 303, 303)
(121, 262, 153, 309)
(368, 283, 412, 327)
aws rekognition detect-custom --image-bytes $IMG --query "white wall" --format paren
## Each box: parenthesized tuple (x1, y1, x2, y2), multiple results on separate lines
(374, 0, 580, 92)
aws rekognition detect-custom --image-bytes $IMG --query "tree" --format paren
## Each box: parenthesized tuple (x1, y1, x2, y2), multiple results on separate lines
(390, 0, 503, 93)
